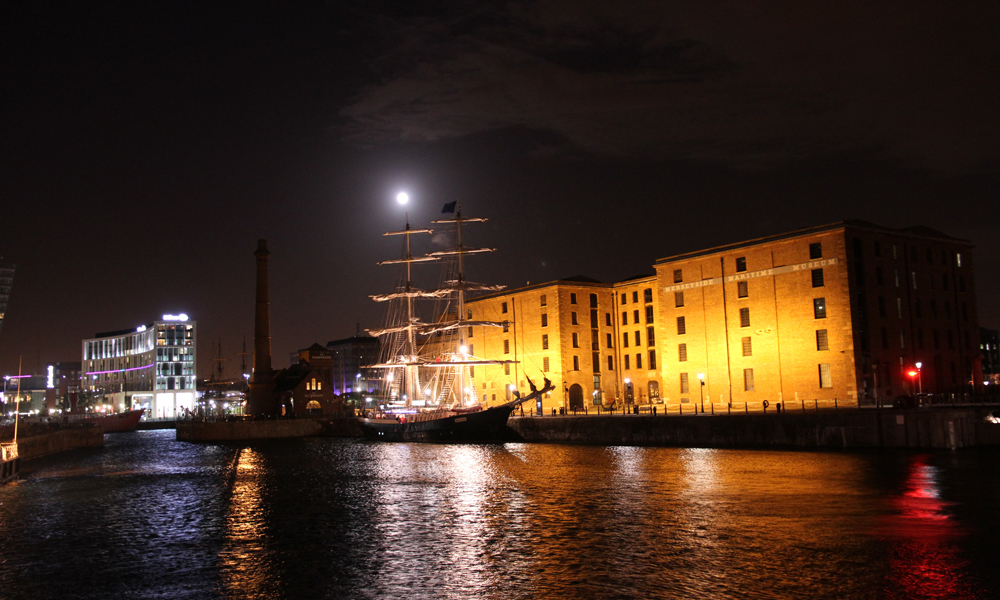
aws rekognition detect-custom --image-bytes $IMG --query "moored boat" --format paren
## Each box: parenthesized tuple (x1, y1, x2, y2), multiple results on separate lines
(359, 203, 539, 442)
(64, 409, 145, 433)
(359, 380, 553, 442)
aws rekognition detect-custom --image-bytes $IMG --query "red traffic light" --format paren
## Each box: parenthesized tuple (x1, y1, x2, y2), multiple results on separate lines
(907, 370, 919, 378)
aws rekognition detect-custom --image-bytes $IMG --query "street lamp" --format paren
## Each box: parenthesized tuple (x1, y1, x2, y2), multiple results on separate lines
(697, 373, 705, 413)
(915, 362, 923, 394)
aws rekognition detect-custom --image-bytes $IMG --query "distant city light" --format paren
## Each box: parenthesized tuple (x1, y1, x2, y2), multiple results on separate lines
(396, 192, 409, 205)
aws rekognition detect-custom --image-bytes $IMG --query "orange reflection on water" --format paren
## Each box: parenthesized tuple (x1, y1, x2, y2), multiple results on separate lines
(218, 447, 280, 599)
(880, 454, 975, 600)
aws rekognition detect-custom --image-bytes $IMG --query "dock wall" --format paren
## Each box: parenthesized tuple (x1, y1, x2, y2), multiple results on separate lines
(508, 407, 1000, 449)
(176, 419, 324, 442)
(16, 427, 105, 461)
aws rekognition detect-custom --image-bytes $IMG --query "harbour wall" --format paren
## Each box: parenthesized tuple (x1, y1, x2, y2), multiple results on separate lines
(176, 419, 324, 442)
(508, 407, 1000, 449)
(16, 427, 105, 461)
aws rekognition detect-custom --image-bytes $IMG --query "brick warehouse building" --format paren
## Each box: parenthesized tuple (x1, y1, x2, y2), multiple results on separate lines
(465, 221, 981, 413)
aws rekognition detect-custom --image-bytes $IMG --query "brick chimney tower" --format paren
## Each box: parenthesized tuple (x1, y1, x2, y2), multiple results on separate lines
(247, 239, 277, 416)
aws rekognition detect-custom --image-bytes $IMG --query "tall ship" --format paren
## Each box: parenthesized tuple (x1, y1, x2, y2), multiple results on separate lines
(358, 203, 552, 442)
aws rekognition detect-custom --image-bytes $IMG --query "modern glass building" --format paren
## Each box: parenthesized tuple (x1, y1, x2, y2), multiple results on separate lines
(82, 314, 197, 418)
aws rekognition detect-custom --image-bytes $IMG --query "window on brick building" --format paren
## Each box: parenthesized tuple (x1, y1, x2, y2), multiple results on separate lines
(542, 334, 549, 350)
(570, 293, 577, 304)
(607, 333, 613, 348)
(810, 242, 822, 259)
(590, 293, 598, 308)
(674, 269, 683, 283)
(744, 368, 755, 391)
(677, 316, 686, 335)
(816, 329, 829, 351)
(740, 307, 750, 327)
(571, 333, 579, 348)
(634, 331, 641, 346)
(571, 312, 578, 325)
(680, 373, 689, 394)
(742, 336, 752, 356)
(543, 357, 549, 372)
(606, 313, 612, 327)
(675, 291, 684, 307)
(504, 340, 510, 354)
(621, 292, 627, 304)
(573, 356, 580, 371)
(505, 363, 510, 375)
(644, 288, 653, 303)
(647, 326, 655, 346)
(812, 268, 824, 288)
(634, 309, 639, 323)
(540, 294, 547, 306)
(814, 298, 827, 319)
(646, 306, 654, 323)
(542, 314, 548, 327)
(636, 353, 642, 369)
(623, 333, 629, 348)
(819, 364, 832, 388)
(649, 351, 657, 370)
(624, 355, 630, 370)
(738, 281, 748, 298)
(632, 291, 639, 303)
(608, 355, 614, 371)
(678, 343, 688, 362)
(736, 257, 747, 272)
(622, 311, 627, 325)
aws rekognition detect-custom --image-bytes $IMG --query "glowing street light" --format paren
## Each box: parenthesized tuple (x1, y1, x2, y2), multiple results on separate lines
(697, 373, 705, 413)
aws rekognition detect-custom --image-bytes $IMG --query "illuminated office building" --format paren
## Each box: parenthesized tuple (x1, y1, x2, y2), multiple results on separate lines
(82, 314, 197, 418)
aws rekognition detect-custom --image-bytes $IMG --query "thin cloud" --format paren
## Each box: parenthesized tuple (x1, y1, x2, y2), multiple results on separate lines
(339, 0, 999, 172)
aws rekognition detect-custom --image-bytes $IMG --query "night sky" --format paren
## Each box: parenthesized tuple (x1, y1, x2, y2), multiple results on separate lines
(1, 1, 997, 379)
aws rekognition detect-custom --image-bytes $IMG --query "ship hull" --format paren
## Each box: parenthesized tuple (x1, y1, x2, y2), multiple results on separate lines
(359, 404, 518, 443)
(65, 409, 145, 433)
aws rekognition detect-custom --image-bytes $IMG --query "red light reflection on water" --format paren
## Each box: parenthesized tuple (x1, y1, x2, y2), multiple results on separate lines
(878, 454, 975, 600)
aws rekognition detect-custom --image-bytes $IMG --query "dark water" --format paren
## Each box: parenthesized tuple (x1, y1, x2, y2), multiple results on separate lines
(1, 431, 998, 599)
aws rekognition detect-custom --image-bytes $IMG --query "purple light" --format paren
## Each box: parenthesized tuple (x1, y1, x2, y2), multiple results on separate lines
(86, 364, 155, 375)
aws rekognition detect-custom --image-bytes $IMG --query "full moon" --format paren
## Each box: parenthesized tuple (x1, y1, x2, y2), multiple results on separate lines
(396, 192, 409, 205)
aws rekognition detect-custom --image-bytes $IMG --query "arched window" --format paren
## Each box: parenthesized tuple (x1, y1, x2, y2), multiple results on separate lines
(648, 381, 660, 401)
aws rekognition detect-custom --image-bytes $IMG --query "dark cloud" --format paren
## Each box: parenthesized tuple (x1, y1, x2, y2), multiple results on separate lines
(340, 0, 999, 172)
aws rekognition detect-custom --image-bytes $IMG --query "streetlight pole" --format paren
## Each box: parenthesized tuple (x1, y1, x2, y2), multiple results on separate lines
(915, 362, 923, 394)
(698, 372, 705, 413)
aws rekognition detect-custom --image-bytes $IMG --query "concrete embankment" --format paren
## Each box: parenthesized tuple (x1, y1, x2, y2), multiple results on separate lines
(508, 407, 1000, 449)
(14, 426, 105, 460)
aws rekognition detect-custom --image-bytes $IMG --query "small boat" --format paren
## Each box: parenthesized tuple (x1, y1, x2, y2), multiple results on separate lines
(64, 409, 145, 433)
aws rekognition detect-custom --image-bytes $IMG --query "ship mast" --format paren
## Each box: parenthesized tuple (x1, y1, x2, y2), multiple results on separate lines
(369, 215, 439, 407)
(430, 203, 494, 406)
